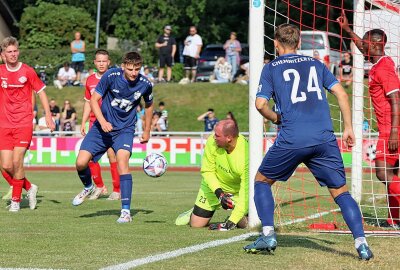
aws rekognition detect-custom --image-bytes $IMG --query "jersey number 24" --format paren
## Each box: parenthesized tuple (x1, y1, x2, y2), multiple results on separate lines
(283, 66, 323, 104)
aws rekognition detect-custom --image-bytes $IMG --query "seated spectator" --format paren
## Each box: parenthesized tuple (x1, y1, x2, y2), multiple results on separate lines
(49, 98, 61, 131)
(210, 57, 232, 83)
(142, 66, 156, 84)
(135, 103, 145, 133)
(60, 100, 76, 135)
(158, 101, 168, 130)
(36, 114, 55, 136)
(197, 108, 219, 131)
(151, 112, 167, 133)
(53, 62, 77, 89)
(233, 60, 249, 85)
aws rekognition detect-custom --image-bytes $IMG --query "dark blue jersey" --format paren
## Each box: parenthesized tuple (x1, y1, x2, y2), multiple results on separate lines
(205, 117, 219, 132)
(257, 54, 339, 149)
(95, 68, 153, 132)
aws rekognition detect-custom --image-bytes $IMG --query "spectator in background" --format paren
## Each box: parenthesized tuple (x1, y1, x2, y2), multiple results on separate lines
(182, 26, 203, 83)
(60, 100, 76, 134)
(339, 51, 353, 88)
(54, 62, 76, 89)
(224, 32, 242, 78)
(70, 31, 85, 86)
(197, 108, 219, 132)
(135, 103, 145, 133)
(151, 111, 167, 133)
(80, 68, 94, 86)
(155, 25, 176, 83)
(33, 103, 38, 131)
(143, 66, 155, 84)
(49, 99, 61, 131)
(158, 101, 168, 130)
(37, 113, 55, 136)
(211, 57, 232, 83)
(226, 111, 236, 123)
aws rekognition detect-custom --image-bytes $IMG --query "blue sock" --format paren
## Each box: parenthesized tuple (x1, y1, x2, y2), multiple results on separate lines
(334, 191, 365, 239)
(77, 167, 92, 188)
(120, 174, 133, 210)
(254, 181, 275, 227)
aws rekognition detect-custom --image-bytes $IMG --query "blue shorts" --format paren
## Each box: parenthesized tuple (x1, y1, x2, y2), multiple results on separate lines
(258, 139, 346, 188)
(80, 123, 134, 162)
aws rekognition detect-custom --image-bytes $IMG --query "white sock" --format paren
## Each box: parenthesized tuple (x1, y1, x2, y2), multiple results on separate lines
(355, 237, 367, 249)
(262, 226, 274, 236)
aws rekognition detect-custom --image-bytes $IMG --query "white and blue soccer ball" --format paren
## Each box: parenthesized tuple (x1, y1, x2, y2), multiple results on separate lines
(143, 152, 167, 178)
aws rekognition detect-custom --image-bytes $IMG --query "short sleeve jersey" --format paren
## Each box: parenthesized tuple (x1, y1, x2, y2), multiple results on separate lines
(0, 63, 45, 128)
(156, 35, 177, 55)
(368, 56, 400, 134)
(183, 34, 203, 58)
(85, 73, 102, 123)
(257, 54, 338, 149)
(204, 116, 218, 132)
(95, 68, 153, 131)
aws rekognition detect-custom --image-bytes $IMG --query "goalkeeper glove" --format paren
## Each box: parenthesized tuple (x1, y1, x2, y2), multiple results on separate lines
(209, 220, 236, 231)
(215, 188, 235, 210)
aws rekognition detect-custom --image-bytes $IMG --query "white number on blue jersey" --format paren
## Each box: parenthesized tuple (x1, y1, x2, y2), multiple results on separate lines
(284, 66, 322, 104)
(110, 98, 134, 112)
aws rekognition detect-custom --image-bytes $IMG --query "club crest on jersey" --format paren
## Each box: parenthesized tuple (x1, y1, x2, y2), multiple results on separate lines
(134, 91, 141, 100)
(19, 76, 27, 84)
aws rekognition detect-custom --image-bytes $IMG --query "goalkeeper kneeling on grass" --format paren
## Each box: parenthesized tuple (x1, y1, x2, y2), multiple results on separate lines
(176, 119, 249, 230)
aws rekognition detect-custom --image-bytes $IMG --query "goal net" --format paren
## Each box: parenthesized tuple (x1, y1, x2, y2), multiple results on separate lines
(249, 0, 400, 233)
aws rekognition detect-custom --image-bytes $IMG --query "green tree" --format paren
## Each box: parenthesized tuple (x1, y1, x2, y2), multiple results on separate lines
(18, 2, 98, 49)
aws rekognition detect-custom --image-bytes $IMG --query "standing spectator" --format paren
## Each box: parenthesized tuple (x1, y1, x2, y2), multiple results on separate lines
(49, 99, 61, 131)
(182, 26, 203, 83)
(338, 12, 400, 229)
(211, 57, 232, 83)
(339, 51, 353, 88)
(60, 100, 76, 134)
(158, 101, 168, 130)
(53, 62, 76, 89)
(0, 36, 55, 211)
(155, 25, 176, 83)
(223, 32, 242, 78)
(135, 103, 145, 133)
(70, 31, 85, 86)
(197, 108, 219, 132)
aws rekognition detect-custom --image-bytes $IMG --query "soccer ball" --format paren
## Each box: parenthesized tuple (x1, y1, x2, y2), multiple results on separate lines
(143, 152, 167, 177)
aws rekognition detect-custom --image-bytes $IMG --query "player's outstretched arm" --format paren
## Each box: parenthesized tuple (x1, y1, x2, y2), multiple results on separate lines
(255, 97, 281, 124)
(38, 91, 55, 132)
(140, 102, 154, 144)
(330, 83, 355, 148)
(336, 11, 363, 53)
(80, 101, 91, 136)
(90, 92, 112, 132)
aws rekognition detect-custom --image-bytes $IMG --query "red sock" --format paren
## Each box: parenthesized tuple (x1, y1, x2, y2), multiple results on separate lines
(88, 161, 104, 188)
(387, 175, 400, 224)
(22, 177, 32, 191)
(1, 170, 13, 186)
(12, 178, 24, 202)
(110, 162, 120, 192)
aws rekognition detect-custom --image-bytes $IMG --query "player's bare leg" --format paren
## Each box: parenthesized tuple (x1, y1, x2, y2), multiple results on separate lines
(166, 66, 172, 82)
(190, 214, 210, 228)
(116, 149, 132, 223)
(158, 67, 165, 82)
(73, 150, 95, 206)
(329, 185, 373, 260)
(191, 68, 197, 83)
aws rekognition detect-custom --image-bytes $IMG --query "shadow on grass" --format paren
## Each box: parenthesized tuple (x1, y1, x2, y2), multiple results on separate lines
(279, 195, 318, 208)
(244, 234, 357, 259)
(144, 220, 167, 223)
(79, 208, 154, 218)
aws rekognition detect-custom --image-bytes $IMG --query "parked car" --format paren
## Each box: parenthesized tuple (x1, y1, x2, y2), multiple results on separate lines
(195, 43, 249, 82)
(298, 31, 347, 76)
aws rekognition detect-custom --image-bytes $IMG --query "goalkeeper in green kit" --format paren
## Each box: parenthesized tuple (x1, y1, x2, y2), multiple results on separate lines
(175, 119, 249, 230)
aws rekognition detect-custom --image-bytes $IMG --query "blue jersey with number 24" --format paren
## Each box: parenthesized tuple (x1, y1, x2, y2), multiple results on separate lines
(95, 68, 153, 132)
(257, 54, 339, 149)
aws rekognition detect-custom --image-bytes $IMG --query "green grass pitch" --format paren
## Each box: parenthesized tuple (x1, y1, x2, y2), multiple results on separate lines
(0, 170, 398, 269)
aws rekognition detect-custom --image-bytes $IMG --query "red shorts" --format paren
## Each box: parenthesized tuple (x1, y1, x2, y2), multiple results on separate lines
(0, 126, 33, 150)
(375, 134, 400, 166)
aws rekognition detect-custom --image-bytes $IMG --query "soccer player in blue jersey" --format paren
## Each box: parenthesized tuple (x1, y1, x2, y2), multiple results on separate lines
(243, 24, 373, 260)
(72, 51, 154, 223)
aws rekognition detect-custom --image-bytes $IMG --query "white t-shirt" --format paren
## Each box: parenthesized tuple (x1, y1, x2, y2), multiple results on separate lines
(58, 67, 76, 80)
(157, 118, 167, 131)
(183, 34, 203, 58)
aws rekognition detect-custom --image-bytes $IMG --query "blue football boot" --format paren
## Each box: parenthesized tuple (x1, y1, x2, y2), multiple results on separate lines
(244, 233, 277, 254)
(356, 244, 373, 261)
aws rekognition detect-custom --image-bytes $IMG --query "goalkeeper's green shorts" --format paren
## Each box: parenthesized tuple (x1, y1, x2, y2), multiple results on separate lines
(194, 181, 239, 212)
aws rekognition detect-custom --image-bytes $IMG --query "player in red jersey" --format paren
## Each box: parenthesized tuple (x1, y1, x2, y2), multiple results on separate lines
(0, 36, 55, 212)
(338, 13, 400, 228)
(80, 49, 120, 201)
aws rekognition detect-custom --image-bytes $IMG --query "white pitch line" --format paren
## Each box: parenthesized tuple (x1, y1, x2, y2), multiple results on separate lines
(101, 208, 340, 270)
(0, 268, 67, 270)
(100, 232, 258, 270)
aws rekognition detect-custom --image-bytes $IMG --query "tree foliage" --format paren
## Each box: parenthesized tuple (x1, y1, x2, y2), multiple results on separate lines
(18, 2, 98, 49)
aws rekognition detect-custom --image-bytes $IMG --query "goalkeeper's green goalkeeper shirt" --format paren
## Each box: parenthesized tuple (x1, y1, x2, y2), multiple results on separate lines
(201, 134, 249, 224)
